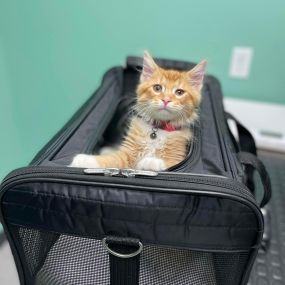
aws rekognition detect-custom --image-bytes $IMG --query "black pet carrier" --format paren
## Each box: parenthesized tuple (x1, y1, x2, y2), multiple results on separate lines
(0, 56, 271, 285)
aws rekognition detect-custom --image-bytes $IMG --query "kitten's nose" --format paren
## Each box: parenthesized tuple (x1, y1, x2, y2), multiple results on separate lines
(162, 99, 171, 107)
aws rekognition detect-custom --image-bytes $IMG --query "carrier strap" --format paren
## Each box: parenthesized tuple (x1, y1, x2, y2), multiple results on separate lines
(109, 249, 140, 285)
(225, 112, 257, 193)
(237, 152, 272, 208)
(103, 236, 142, 285)
(225, 112, 257, 155)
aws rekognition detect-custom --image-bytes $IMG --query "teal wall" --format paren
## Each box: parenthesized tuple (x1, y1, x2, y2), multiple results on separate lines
(0, 0, 285, 181)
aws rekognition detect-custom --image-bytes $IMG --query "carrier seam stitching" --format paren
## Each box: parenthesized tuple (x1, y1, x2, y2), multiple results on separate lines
(8, 189, 254, 213)
(3, 202, 258, 230)
(10, 221, 257, 250)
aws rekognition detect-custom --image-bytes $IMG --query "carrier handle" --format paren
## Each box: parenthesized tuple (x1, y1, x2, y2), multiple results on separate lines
(126, 56, 196, 71)
(126, 56, 143, 70)
(237, 152, 272, 208)
(225, 112, 258, 194)
(225, 112, 257, 155)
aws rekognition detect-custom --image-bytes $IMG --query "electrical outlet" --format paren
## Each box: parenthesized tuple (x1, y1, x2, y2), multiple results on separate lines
(229, 47, 253, 79)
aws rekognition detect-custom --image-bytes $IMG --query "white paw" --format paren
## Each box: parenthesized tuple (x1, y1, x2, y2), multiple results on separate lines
(136, 157, 166, 171)
(69, 154, 99, 168)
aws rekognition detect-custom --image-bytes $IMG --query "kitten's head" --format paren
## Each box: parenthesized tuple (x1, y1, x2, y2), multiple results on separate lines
(136, 51, 207, 126)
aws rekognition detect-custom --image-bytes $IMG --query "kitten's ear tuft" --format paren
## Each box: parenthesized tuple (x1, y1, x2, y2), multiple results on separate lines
(187, 60, 207, 91)
(141, 50, 158, 82)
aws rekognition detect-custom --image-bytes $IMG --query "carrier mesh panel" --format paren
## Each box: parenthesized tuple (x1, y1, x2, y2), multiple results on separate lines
(10, 226, 250, 285)
(13, 226, 59, 277)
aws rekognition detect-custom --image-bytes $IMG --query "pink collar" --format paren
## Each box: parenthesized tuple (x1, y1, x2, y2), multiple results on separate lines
(155, 121, 181, 132)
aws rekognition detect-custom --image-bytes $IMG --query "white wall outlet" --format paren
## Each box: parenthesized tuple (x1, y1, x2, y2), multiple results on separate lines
(229, 47, 253, 79)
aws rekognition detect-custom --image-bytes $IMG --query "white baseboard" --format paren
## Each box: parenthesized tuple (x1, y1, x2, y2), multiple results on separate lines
(223, 98, 285, 153)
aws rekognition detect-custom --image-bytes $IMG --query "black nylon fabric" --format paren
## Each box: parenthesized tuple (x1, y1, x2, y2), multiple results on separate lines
(2, 181, 259, 250)
(52, 68, 123, 162)
(199, 87, 227, 176)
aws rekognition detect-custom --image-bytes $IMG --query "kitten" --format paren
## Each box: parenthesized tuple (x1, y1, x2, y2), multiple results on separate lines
(70, 51, 206, 171)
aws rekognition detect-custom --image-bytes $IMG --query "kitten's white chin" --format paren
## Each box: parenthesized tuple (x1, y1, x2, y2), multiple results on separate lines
(154, 109, 177, 121)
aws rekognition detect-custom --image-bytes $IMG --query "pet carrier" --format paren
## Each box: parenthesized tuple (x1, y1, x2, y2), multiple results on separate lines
(0, 56, 271, 285)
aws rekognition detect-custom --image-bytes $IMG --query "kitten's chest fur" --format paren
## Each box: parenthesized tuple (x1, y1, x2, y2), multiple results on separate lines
(136, 119, 167, 156)
(125, 117, 192, 168)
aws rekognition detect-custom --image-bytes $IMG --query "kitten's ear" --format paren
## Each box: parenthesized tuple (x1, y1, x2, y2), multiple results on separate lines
(187, 60, 207, 91)
(141, 50, 159, 82)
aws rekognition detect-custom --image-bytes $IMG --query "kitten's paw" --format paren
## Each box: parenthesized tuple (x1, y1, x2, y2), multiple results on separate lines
(136, 157, 166, 171)
(69, 154, 99, 168)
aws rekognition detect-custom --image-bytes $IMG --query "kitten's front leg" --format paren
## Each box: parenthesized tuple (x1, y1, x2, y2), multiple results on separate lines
(136, 157, 166, 171)
(70, 154, 99, 168)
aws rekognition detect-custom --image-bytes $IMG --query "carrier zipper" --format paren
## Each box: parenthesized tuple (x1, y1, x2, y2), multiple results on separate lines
(84, 168, 158, 177)
(1, 166, 254, 203)
(83, 168, 157, 177)
(2, 167, 224, 185)
(84, 168, 253, 201)
(84, 168, 121, 176)
(84, 168, 224, 179)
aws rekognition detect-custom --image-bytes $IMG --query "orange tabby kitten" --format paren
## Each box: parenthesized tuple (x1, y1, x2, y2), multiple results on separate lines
(70, 51, 206, 171)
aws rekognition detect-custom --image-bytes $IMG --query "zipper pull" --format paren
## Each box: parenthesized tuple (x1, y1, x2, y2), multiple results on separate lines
(84, 168, 120, 177)
(121, 169, 158, 178)
(84, 168, 158, 178)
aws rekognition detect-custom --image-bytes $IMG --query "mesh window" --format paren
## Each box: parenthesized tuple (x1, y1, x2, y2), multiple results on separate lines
(12, 226, 59, 277)
(9, 226, 250, 285)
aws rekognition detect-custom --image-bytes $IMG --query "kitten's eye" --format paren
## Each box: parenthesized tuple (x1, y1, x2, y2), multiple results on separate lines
(153, 84, 162, 93)
(175, 89, 185, 96)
